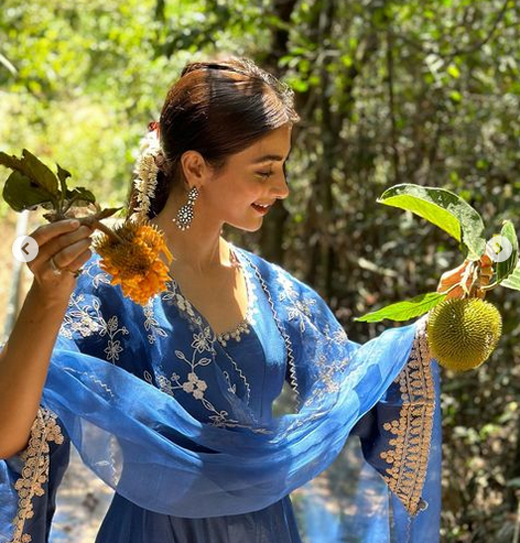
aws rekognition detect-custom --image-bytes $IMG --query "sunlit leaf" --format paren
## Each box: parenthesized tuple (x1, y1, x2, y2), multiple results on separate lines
(495, 220, 519, 283)
(377, 184, 487, 259)
(502, 261, 520, 292)
(354, 292, 447, 323)
(0, 149, 59, 196)
(447, 65, 460, 78)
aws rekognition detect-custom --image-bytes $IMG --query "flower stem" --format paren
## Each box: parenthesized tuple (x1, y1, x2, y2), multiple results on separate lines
(77, 216, 125, 243)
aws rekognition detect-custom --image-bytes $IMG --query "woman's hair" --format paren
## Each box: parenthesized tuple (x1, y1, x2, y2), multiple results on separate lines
(127, 56, 300, 219)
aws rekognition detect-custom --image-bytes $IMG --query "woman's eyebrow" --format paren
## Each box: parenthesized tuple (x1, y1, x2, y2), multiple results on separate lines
(251, 154, 286, 164)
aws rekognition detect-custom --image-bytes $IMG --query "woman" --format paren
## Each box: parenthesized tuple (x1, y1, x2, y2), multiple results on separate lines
(0, 57, 462, 543)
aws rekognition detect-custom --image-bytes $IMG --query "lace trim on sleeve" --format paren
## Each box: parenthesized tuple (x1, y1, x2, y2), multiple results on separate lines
(379, 317, 435, 516)
(9, 406, 64, 543)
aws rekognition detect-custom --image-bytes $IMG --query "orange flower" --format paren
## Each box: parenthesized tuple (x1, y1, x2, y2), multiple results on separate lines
(92, 219, 173, 306)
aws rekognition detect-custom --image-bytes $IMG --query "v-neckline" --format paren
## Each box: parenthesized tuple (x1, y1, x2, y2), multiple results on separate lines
(166, 243, 252, 341)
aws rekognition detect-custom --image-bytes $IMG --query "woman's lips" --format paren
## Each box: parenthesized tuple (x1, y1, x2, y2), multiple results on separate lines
(251, 203, 272, 215)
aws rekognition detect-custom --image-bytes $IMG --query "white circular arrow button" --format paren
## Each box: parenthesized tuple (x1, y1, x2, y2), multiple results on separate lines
(12, 235, 39, 262)
(485, 235, 513, 263)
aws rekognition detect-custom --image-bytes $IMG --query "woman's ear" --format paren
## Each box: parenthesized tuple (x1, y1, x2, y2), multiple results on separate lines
(179, 151, 210, 190)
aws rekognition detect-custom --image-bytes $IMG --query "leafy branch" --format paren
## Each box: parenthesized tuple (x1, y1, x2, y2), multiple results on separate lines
(0, 149, 124, 242)
(355, 184, 519, 323)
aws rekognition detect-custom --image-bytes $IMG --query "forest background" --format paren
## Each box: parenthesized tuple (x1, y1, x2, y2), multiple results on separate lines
(0, 0, 519, 541)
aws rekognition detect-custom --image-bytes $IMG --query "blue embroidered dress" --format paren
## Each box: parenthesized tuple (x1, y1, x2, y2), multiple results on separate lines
(0, 244, 442, 543)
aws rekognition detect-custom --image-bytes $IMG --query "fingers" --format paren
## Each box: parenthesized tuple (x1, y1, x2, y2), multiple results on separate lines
(444, 286, 463, 299)
(480, 254, 493, 267)
(436, 260, 470, 294)
(62, 248, 92, 272)
(28, 219, 81, 248)
(437, 254, 496, 300)
(29, 223, 94, 275)
(51, 237, 93, 271)
(25, 220, 96, 304)
(39, 225, 94, 260)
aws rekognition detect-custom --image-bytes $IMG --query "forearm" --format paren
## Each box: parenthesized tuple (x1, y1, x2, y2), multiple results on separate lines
(0, 282, 69, 459)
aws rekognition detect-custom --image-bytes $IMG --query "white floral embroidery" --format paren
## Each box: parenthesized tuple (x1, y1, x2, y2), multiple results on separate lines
(82, 257, 112, 288)
(159, 247, 254, 408)
(9, 407, 64, 543)
(59, 292, 129, 364)
(191, 330, 212, 353)
(276, 271, 299, 301)
(286, 298, 317, 334)
(104, 339, 123, 362)
(174, 293, 197, 317)
(153, 269, 268, 432)
(222, 371, 237, 394)
(241, 251, 355, 426)
(330, 326, 348, 344)
(162, 281, 204, 330)
(143, 300, 168, 345)
(183, 372, 208, 399)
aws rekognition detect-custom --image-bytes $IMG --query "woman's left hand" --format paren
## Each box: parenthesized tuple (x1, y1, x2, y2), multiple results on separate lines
(436, 253, 494, 300)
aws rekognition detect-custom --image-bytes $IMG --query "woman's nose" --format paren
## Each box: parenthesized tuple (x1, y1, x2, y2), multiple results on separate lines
(271, 174, 289, 199)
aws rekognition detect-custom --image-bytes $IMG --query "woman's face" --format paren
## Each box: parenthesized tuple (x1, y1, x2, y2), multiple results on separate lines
(202, 123, 292, 232)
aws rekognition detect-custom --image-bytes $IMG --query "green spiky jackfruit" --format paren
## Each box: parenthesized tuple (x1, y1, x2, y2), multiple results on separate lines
(427, 298, 502, 372)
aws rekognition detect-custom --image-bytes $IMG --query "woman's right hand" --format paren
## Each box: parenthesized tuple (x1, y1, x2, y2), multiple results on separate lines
(436, 253, 493, 300)
(27, 218, 94, 304)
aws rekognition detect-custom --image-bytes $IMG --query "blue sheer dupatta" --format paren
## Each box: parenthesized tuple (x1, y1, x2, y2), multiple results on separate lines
(0, 247, 441, 543)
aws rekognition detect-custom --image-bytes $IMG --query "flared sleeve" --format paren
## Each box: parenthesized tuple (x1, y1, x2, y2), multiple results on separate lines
(0, 407, 70, 543)
(269, 254, 442, 542)
(0, 255, 129, 543)
(350, 320, 442, 541)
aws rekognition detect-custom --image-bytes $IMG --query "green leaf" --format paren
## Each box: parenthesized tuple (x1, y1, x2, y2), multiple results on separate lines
(496, 220, 519, 283)
(377, 184, 487, 259)
(354, 292, 447, 323)
(56, 164, 71, 183)
(450, 90, 462, 102)
(447, 65, 460, 78)
(502, 261, 520, 291)
(57, 163, 71, 201)
(0, 149, 59, 196)
(65, 186, 96, 206)
(2, 171, 58, 212)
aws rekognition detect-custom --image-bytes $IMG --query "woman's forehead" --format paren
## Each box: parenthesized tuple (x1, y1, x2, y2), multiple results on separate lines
(238, 125, 292, 163)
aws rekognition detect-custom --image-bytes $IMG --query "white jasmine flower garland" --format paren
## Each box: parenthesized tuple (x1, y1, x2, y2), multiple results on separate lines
(130, 126, 162, 223)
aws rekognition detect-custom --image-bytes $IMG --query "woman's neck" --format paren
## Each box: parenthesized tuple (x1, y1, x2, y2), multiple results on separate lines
(149, 196, 232, 274)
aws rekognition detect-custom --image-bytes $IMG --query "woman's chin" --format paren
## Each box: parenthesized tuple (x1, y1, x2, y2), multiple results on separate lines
(225, 218, 263, 233)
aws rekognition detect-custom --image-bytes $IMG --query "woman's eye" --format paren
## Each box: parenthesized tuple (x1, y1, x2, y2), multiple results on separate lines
(256, 171, 273, 179)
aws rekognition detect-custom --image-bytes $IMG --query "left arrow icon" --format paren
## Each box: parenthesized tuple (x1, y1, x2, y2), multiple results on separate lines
(12, 235, 39, 262)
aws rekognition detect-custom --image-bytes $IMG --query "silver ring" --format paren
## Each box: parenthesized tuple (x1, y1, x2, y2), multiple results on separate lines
(49, 256, 63, 275)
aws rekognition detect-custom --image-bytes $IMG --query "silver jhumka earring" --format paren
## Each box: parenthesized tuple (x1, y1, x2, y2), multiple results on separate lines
(172, 186, 199, 231)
